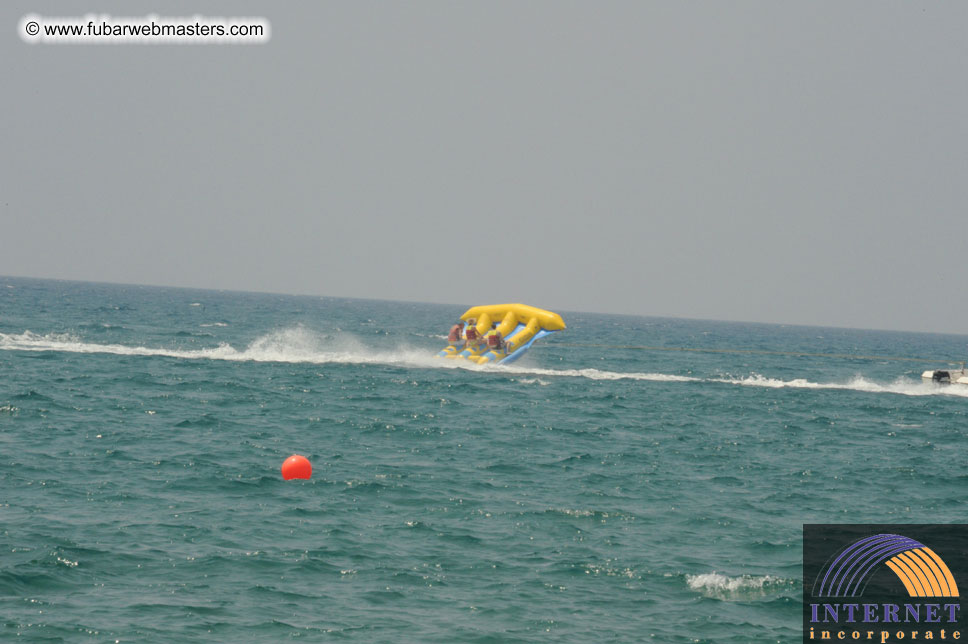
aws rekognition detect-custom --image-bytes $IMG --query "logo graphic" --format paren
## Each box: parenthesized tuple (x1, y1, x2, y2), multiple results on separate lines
(803, 525, 966, 644)
(814, 533, 959, 598)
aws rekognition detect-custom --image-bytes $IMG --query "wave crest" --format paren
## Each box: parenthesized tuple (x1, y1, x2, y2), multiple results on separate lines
(686, 572, 793, 599)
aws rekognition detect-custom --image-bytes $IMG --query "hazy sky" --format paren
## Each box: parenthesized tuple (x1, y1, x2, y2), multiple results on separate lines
(3, 2, 967, 333)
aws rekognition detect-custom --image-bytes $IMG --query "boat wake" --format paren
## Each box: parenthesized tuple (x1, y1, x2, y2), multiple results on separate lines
(0, 328, 443, 368)
(709, 373, 968, 398)
(2, 329, 966, 397)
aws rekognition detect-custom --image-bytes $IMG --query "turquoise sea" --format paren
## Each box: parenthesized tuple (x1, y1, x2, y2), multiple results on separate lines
(2, 276, 967, 643)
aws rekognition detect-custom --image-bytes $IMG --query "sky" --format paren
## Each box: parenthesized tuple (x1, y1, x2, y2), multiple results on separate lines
(3, 2, 967, 334)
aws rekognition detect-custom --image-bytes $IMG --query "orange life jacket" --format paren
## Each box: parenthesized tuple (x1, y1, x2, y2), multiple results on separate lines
(448, 325, 463, 342)
(465, 327, 479, 340)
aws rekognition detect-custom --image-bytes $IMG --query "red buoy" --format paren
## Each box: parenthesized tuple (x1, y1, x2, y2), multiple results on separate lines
(281, 454, 312, 480)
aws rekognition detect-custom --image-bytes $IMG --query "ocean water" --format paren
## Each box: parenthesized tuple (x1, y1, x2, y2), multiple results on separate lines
(2, 277, 967, 643)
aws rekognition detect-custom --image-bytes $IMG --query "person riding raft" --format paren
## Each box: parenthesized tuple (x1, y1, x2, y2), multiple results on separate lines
(463, 318, 483, 349)
(486, 322, 505, 352)
(447, 320, 465, 347)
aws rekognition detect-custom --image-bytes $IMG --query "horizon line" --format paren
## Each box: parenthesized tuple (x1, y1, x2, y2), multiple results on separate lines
(2, 271, 967, 340)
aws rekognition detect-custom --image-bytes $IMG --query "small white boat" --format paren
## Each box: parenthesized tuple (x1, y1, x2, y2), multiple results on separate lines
(922, 364, 968, 385)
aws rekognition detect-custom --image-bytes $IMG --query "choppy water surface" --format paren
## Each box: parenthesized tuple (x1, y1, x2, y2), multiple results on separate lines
(2, 277, 966, 642)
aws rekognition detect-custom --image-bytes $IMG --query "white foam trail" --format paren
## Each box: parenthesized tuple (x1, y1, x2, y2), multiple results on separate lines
(0, 328, 445, 368)
(0, 330, 239, 360)
(2, 329, 966, 397)
(0, 329, 695, 379)
(495, 363, 701, 382)
(711, 373, 968, 398)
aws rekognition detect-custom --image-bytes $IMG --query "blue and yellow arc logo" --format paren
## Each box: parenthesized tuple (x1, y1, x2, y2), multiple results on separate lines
(815, 533, 959, 598)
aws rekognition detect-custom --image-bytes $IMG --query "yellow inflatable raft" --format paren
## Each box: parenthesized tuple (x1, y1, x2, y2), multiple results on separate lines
(437, 303, 565, 365)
